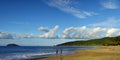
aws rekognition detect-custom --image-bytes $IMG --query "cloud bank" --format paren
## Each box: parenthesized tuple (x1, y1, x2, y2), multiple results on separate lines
(0, 32, 13, 39)
(0, 32, 34, 39)
(38, 25, 120, 39)
(16, 34, 34, 39)
(45, 0, 97, 18)
(1, 25, 120, 39)
(61, 26, 120, 39)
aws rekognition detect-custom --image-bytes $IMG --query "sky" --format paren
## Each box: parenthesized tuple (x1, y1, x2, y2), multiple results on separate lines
(0, 0, 120, 46)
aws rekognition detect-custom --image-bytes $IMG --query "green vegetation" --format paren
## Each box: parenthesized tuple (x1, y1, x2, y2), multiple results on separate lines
(57, 36, 120, 46)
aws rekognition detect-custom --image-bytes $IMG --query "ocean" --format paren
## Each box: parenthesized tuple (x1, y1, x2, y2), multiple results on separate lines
(0, 46, 94, 60)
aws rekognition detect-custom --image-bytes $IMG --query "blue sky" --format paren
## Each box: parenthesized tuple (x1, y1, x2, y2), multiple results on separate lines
(0, 0, 120, 46)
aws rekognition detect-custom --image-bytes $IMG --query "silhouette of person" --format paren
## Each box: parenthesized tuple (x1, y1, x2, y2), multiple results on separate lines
(56, 48, 58, 56)
(60, 48, 62, 56)
(60, 48, 63, 60)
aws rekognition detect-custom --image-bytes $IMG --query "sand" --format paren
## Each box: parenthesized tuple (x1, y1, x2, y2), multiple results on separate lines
(36, 46, 120, 60)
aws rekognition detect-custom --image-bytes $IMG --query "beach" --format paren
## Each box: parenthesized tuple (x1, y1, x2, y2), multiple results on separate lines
(36, 46, 120, 60)
(0, 46, 93, 60)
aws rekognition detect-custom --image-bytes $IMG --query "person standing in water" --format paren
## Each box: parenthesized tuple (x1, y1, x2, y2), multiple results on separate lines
(60, 48, 62, 56)
(60, 48, 63, 60)
(56, 48, 58, 56)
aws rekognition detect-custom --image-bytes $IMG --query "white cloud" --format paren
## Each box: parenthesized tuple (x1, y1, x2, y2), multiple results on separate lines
(90, 17, 120, 28)
(1, 25, 120, 39)
(82, 27, 107, 39)
(15, 34, 34, 39)
(0, 32, 13, 39)
(101, 0, 119, 9)
(38, 25, 59, 39)
(45, 0, 97, 18)
(106, 28, 120, 37)
(61, 26, 87, 39)
(72, 26, 86, 39)
(62, 27, 75, 38)
(61, 26, 120, 39)
(38, 27, 49, 32)
(38, 24, 120, 39)
(0, 32, 35, 39)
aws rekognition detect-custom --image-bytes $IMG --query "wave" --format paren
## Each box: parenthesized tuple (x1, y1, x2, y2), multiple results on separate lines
(0, 52, 56, 60)
(0, 46, 94, 60)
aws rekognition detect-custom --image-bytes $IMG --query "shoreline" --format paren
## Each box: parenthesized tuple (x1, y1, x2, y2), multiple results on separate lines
(35, 46, 120, 60)
(33, 46, 97, 60)
(32, 46, 95, 60)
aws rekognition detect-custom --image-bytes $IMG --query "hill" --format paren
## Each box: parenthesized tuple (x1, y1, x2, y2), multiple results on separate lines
(7, 44, 19, 46)
(57, 36, 120, 46)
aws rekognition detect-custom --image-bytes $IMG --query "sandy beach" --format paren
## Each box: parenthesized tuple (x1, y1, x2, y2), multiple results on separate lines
(36, 46, 120, 60)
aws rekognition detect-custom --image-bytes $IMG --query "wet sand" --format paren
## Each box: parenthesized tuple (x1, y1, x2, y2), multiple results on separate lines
(36, 46, 120, 60)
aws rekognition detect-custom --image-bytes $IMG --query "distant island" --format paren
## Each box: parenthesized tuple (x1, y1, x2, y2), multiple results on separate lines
(7, 44, 19, 46)
(57, 36, 120, 46)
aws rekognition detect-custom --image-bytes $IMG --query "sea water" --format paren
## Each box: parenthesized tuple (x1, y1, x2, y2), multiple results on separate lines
(0, 46, 94, 60)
